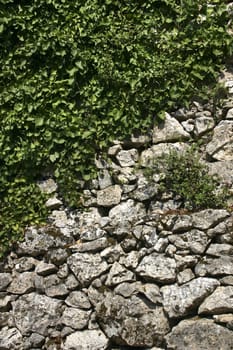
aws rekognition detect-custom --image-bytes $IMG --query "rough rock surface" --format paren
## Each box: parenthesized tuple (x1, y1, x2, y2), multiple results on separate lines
(1, 92, 233, 349)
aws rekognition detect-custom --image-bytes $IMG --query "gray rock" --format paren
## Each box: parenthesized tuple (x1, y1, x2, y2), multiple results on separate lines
(226, 108, 233, 119)
(168, 229, 210, 254)
(114, 282, 142, 298)
(177, 269, 195, 285)
(0, 311, 13, 327)
(100, 244, 124, 263)
(65, 291, 91, 309)
(24, 333, 45, 348)
(105, 262, 135, 286)
(116, 149, 139, 167)
(0, 294, 12, 311)
(175, 255, 199, 270)
(206, 120, 233, 161)
(130, 174, 159, 201)
(207, 160, 233, 188)
(7, 272, 35, 294)
(206, 243, 233, 256)
(165, 318, 233, 350)
(0, 273, 12, 291)
(14, 257, 38, 272)
(43, 274, 69, 297)
(70, 237, 109, 253)
(172, 215, 193, 232)
(63, 329, 109, 350)
(195, 256, 233, 277)
(61, 307, 91, 330)
(80, 227, 106, 242)
(139, 283, 162, 304)
(67, 253, 109, 286)
(119, 250, 140, 269)
(140, 142, 187, 167)
(194, 115, 215, 136)
(12, 293, 62, 336)
(220, 275, 233, 285)
(136, 253, 176, 283)
(97, 185, 122, 207)
(37, 178, 58, 194)
(152, 112, 190, 144)
(191, 209, 230, 230)
(181, 119, 194, 133)
(45, 197, 63, 209)
(213, 314, 233, 328)
(65, 274, 80, 290)
(161, 277, 219, 318)
(0, 327, 23, 350)
(35, 261, 58, 276)
(96, 293, 170, 347)
(198, 286, 233, 314)
(47, 247, 69, 265)
(98, 169, 113, 189)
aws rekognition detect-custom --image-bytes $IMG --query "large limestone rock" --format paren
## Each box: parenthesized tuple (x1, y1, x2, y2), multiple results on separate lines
(165, 318, 233, 349)
(206, 120, 233, 161)
(12, 293, 62, 336)
(152, 112, 190, 144)
(96, 293, 170, 347)
(161, 278, 219, 318)
(136, 253, 176, 283)
(63, 329, 109, 350)
(67, 253, 109, 286)
(198, 286, 233, 314)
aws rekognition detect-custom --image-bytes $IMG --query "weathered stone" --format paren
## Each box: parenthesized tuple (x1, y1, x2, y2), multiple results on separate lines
(152, 112, 190, 144)
(172, 215, 193, 232)
(43, 274, 69, 297)
(0, 327, 23, 350)
(114, 282, 142, 298)
(165, 318, 233, 350)
(63, 329, 109, 350)
(191, 209, 230, 230)
(37, 178, 58, 194)
(67, 253, 109, 286)
(71, 237, 109, 253)
(35, 261, 58, 276)
(161, 277, 219, 318)
(226, 108, 233, 119)
(0, 273, 12, 291)
(0, 294, 12, 311)
(80, 227, 106, 242)
(46, 247, 69, 265)
(136, 253, 176, 283)
(116, 149, 139, 167)
(195, 256, 233, 277)
(100, 244, 124, 263)
(206, 120, 233, 161)
(65, 274, 80, 290)
(130, 174, 159, 201)
(181, 119, 194, 133)
(24, 333, 45, 349)
(220, 275, 233, 285)
(213, 313, 233, 328)
(61, 307, 91, 330)
(45, 197, 63, 209)
(206, 243, 233, 257)
(0, 311, 12, 327)
(177, 268, 195, 285)
(140, 142, 187, 167)
(7, 272, 35, 294)
(207, 160, 233, 188)
(194, 115, 215, 136)
(105, 262, 135, 286)
(65, 291, 91, 309)
(96, 293, 170, 347)
(12, 293, 62, 336)
(119, 250, 140, 269)
(97, 185, 122, 207)
(14, 257, 38, 272)
(175, 254, 199, 270)
(98, 169, 113, 189)
(168, 229, 210, 254)
(139, 283, 162, 304)
(138, 225, 159, 247)
(199, 286, 233, 314)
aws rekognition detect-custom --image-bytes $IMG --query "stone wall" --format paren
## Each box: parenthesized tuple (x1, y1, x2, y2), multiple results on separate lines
(0, 80, 233, 349)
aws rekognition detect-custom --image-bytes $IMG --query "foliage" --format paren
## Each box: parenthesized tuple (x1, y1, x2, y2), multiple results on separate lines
(154, 148, 228, 210)
(0, 0, 232, 255)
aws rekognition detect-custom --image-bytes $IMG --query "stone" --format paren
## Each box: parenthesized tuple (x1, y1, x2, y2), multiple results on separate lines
(96, 293, 170, 347)
(35, 261, 58, 276)
(114, 282, 142, 298)
(97, 185, 122, 207)
(105, 262, 135, 286)
(207, 160, 233, 188)
(98, 169, 113, 189)
(181, 119, 194, 133)
(61, 307, 91, 330)
(139, 283, 162, 304)
(80, 227, 106, 242)
(119, 250, 140, 269)
(0, 294, 12, 311)
(161, 277, 219, 318)
(226, 108, 233, 119)
(136, 253, 176, 283)
(195, 256, 233, 277)
(14, 257, 38, 272)
(43, 274, 69, 297)
(67, 253, 109, 286)
(191, 209, 230, 230)
(206, 243, 233, 256)
(0, 327, 23, 350)
(152, 112, 190, 144)
(0, 311, 12, 327)
(45, 197, 63, 209)
(140, 142, 187, 167)
(0, 273, 12, 291)
(129, 174, 159, 201)
(165, 318, 233, 350)
(100, 244, 124, 264)
(71, 237, 109, 253)
(63, 329, 109, 350)
(172, 215, 193, 232)
(116, 149, 139, 167)
(46, 247, 69, 266)
(65, 274, 80, 290)
(177, 269, 195, 285)
(194, 115, 215, 136)
(168, 229, 210, 254)
(37, 178, 58, 194)
(198, 286, 233, 314)
(12, 293, 62, 336)
(213, 314, 233, 328)
(7, 272, 35, 294)
(220, 275, 233, 285)
(24, 333, 45, 348)
(65, 291, 91, 309)
(206, 120, 233, 161)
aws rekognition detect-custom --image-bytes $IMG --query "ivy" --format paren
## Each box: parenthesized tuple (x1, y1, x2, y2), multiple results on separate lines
(0, 0, 232, 256)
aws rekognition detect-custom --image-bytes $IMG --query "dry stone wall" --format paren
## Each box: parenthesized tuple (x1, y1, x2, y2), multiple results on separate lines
(1, 77, 233, 349)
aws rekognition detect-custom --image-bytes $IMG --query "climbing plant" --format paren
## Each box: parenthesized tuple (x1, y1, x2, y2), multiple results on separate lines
(0, 0, 232, 255)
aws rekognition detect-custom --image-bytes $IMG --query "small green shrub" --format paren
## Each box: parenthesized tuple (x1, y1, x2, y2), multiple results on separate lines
(148, 148, 228, 210)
